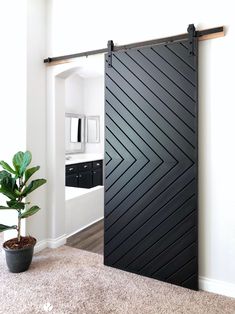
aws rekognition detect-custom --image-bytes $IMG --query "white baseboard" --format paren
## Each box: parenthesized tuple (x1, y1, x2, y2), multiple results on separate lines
(199, 276, 235, 298)
(66, 217, 103, 239)
(34, 234, 67, 253)
(47, 234, 67, 249)
(34, 218, 103, 253)
(34, 239, 48, 254)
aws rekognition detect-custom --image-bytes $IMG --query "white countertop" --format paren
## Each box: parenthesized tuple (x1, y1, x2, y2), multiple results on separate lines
(65, 153, 104, 165)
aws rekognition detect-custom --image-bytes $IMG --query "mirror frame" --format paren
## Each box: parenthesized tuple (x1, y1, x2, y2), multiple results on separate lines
(85, 116, 100, 143)
(65, 113, 85, 154)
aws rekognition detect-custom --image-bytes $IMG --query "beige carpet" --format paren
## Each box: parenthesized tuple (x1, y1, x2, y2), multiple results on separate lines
(0, 246, 234, 314)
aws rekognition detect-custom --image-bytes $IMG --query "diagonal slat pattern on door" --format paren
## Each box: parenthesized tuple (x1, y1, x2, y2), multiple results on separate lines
(104, 39, 198, 290)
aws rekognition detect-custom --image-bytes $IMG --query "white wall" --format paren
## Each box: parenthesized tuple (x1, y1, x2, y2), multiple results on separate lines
(65, 74, 84, 153)
(0, 0, 27, 240)
(46, 0, 235, 296)
(198, 35, 235, 292)
(83, 76, 104, 154)
(0, 0, 47, 246)
(26, 0, 47, 244)
(65, 74, 83, 113)
(47, 73, 66, 242)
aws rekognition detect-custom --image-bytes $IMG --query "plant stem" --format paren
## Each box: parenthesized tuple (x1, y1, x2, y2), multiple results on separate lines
(17, 215, 21, 243)
(19, 177, 23, 190)
(17, 176, 23, 243)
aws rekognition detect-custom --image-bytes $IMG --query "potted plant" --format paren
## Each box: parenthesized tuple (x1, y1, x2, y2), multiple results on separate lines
(0, 151, 46, 273)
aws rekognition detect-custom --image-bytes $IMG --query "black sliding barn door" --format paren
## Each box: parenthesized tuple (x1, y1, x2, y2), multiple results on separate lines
(104, 39, 198, 290)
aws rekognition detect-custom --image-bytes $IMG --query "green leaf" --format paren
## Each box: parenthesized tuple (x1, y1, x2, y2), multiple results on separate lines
(19, 151, 32, 176)
(0, 186, 18, 200)
(22, 178, 46, 196)
(6, 200, 25, 210)
(13, 151, 24, 175)
(0, 224, 17, 232)
(20, 205, 40, 218)
(0, 170, 11, 182)
(24, 166, 40, 183)
(0, 161, 16, 174)
(8, 177, 16, 190)
(0, 175, 17, 196)
(0, 206, 11, 210)
(0, 205, 18, 210)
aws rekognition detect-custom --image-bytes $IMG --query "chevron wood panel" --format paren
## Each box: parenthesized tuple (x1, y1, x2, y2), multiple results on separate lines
(104, 39, 198, 290)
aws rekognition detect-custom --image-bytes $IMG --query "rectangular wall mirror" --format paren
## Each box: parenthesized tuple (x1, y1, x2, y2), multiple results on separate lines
(65, 113, 85, 153)
(85, 116, 100, 143)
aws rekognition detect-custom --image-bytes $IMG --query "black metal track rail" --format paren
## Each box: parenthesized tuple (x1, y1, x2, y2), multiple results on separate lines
(44, 26, 224, 64)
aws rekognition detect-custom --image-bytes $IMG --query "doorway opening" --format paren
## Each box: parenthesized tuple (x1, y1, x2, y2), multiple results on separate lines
(47, 55, 105, 254)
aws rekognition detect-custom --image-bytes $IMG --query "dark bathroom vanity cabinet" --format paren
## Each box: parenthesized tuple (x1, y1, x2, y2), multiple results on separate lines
(65, 160, 103, 188)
